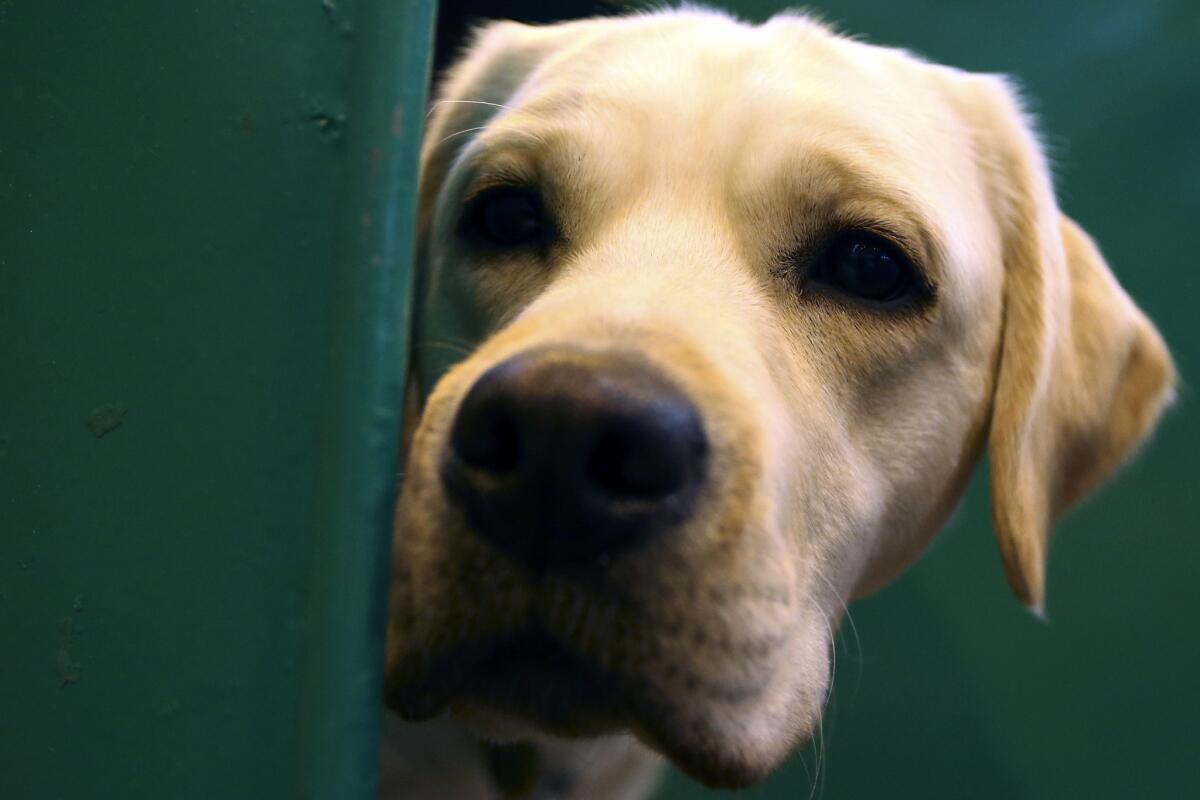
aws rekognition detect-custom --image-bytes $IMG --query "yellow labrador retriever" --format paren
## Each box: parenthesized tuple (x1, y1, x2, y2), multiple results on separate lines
(382, 8, 1175, 798)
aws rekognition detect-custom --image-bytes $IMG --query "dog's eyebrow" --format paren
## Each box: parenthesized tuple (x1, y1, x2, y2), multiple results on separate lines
(813, 161, 946, 287)
(462, 164, 538, 203)
(739, 144, 947, 288)
(455, 131, 589, 235)
(458, 139, 545, 203)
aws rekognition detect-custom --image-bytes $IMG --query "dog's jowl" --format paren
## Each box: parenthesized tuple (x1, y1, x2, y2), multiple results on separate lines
(381, 9, 1175, 799)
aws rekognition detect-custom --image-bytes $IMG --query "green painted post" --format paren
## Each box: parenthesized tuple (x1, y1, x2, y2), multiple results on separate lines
(0, 2, 435, 797)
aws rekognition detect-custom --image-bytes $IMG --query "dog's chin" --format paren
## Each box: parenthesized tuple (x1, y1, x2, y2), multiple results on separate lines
(387, 630, 814, 789)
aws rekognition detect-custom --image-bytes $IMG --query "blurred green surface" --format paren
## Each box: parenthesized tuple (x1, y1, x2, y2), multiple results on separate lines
(650, 1, 1200, 798)
(0, 1, 434, 797)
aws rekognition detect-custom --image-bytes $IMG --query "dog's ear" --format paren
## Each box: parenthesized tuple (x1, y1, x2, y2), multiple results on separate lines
(962, 76, 1175, 613)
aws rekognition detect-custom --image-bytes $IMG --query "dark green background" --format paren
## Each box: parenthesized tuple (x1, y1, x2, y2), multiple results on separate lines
(647, 1, 1200, 798)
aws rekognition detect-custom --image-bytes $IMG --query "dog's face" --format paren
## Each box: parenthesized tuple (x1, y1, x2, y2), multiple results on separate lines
(386, 10, 1174, 788)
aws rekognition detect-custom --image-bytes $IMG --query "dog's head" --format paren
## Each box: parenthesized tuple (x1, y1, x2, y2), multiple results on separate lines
(386, 10, 1174, 788)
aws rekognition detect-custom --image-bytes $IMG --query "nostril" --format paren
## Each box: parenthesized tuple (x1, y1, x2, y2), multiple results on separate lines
(585, 405, 707, 502)
(588, 427, 684, 499)
(451, 396, 521, 474)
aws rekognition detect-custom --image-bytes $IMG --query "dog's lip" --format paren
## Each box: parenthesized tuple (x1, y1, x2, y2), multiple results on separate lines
(386, 627, 795, 789)
(385, 629, 625, 735)
(456, 630, 628, 735)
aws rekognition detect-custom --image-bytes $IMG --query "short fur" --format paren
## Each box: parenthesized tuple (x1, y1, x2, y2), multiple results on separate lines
(383, 9, 1174, 798)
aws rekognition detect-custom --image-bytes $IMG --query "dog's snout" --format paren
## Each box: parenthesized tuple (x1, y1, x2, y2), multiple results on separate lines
(442, 348, 708, 571)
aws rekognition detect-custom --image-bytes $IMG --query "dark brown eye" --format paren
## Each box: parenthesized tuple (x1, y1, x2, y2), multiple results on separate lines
(811, 232, 918, 304)
(466, 188, 546, 248)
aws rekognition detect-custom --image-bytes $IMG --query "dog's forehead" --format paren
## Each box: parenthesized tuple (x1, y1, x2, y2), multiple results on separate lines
(510, 14, 960, 172)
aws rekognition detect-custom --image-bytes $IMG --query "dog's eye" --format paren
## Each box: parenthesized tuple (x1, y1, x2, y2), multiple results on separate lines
(466, 188, 547, 248)
(811, 232, 918, 305)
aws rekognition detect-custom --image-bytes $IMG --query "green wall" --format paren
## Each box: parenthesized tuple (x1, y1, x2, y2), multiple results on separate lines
(0, 2, 435, 797)
(650, 2, 1199, 798)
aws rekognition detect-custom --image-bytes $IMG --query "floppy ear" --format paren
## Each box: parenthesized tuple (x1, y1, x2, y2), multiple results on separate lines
(968, 76, 1176, 613)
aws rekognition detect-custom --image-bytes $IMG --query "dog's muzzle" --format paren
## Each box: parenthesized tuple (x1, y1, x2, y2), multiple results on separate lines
(440, 347, 709, 573)
(389, 340, 801, 788)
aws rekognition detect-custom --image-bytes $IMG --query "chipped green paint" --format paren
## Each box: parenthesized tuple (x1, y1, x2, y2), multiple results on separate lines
(86, 404, 128, 438)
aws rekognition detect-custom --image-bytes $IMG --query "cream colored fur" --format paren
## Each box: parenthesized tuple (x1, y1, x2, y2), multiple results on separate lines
(382, 8, 1175, 798)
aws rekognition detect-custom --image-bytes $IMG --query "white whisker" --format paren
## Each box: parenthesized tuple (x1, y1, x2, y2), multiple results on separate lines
(810, 711, 827, 800)
(427, 98, 512, 118)
(811, 569, 864, 694)
(414, 340, 474, 357)
(437, 124, 548, 148)
(437, 125, 490, 147)
(809, 610, 839, 800)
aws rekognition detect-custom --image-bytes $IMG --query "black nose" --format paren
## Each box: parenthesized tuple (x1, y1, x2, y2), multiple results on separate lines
(441, 348, 708, 572)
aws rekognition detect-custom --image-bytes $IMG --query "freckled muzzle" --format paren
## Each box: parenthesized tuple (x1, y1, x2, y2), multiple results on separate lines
(440, 347, 709, 573)
(386, 330, 809, 790)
